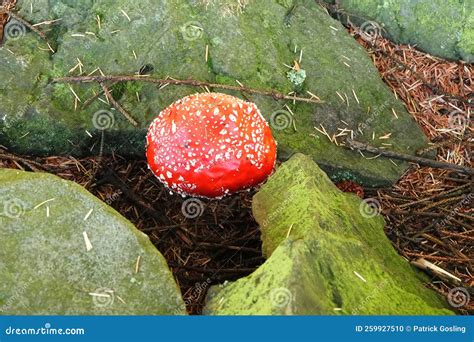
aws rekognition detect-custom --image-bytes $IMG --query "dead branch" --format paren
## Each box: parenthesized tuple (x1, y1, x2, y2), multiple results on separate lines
(53, 75, 325, 105)
(346, 138, 474, 175)
(99, 82, 138, 127)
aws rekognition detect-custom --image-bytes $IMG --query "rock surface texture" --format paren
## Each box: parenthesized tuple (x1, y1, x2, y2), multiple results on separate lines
(0, 0, 431, 187)
(204, 154, 453, 315)
(324, 0, 474, 62)
(0, 169, 185, 315)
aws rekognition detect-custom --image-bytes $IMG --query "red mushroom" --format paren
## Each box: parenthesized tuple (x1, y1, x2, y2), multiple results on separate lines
(146, 92, 277, 198)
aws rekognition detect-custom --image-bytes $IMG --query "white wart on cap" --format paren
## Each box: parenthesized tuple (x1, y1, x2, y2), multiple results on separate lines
(146, 92, 277, 198)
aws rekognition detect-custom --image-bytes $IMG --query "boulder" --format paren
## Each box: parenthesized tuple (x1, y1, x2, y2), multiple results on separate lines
(0, 0, 431, 187)
(204, 154, 453, 315)
(324, 0, 474, 62)
(0, 169, 186, 315)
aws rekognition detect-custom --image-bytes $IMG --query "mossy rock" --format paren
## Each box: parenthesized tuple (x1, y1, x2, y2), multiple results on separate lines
(324, 0, 474, 62)
(0, 0, 431, 187)
(204, 154, 453, 315)
(0, 169, 185, 315)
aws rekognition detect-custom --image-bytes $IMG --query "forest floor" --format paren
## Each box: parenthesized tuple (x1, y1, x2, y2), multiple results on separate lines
(0, 4, 472, 314)
(349, 25, 473, 315)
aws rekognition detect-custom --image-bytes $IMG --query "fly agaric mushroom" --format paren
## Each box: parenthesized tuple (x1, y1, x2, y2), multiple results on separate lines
(146, 92, 277, 198)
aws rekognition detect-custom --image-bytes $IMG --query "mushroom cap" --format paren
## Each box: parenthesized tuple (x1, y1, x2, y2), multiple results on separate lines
(146, 92, 277, 198)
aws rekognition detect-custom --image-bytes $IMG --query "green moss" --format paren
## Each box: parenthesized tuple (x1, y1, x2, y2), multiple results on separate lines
(336, 0, 473, 62)
(0, 0, 431, 187)
(205, 154, 454, 315)
(276, 0, 295, 9)
(205, 239, 298, 315)
(457, 7, 474, 62)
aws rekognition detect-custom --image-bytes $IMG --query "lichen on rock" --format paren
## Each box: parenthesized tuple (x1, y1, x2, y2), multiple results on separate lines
(0, 169, 185, 315)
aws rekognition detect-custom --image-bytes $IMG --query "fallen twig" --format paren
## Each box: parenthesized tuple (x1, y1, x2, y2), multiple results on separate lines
(168, 261, 256, 275)
(95, 167, 180, 230)
(6, 10, 46, 40)
(53, 75, 325, 105)
(1, 4, 54, 52)
(99, 82, 138, 127)
(0, 150, 52, 172)
(346, 138, 474, 175)
(411, 258, 462, 285)
(404, 252, 470, 263)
